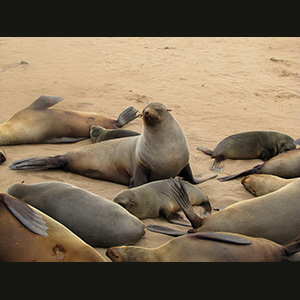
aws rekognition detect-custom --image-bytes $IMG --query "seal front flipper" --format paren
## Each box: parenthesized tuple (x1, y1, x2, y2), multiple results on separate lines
(27, 95, 63, 110)
(178, 164, 217, 184)
(146, 224, 187, 236)
(116, 106, 140, 128)
(191, 232, 252, 245)
(1, 193, 49, 236)
(218, 164, 263, 182)
(169, 178, 203, 228)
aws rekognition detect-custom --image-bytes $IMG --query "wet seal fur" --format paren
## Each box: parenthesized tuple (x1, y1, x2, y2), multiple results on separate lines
(147, 178, 300, 245)
(10, 102, 210, 188)
(106, 231, 300, 262)
(0, 95, 139, 145)
(0, 193, 105, 262)
(113, 178, 211, 225)
(218, 148, 300, 181)
(197, 131, 296, 172)
(8, 181, 145, 247)
(241, 174, 297, 196)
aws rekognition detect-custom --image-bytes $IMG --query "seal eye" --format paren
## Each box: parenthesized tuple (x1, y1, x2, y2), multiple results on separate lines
(281, 142, 285, 147)
(155, 108, 163, 114)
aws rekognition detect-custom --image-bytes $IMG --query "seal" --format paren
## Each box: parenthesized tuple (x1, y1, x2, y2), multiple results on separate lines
(197, 131, 296, 172)
(0, 95, 139, 145)
(90, 125, 140, 143)
(148, 178, 300, 245)
(241, 174, 297, 196)
(10, 102, 209, 188)
(113, 178, 212, 225)
(106, 231, 300, 262)
(0, 193, 106, 262)
(218, 148, 300, 181)
(8, 181, 145, 247)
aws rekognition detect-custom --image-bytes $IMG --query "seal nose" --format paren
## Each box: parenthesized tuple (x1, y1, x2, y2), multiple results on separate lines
(144, 110, 149, 116)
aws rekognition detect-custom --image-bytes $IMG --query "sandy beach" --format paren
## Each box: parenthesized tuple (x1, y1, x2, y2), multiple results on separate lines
(1, 37, 299, 260)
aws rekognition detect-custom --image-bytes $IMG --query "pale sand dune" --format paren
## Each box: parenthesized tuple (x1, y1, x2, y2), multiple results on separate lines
(0, 37, 299, 260)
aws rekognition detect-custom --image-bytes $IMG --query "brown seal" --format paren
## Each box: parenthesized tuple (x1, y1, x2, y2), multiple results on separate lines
(241, 174, 297, 196)
(0, 95, 139, 145)
(147, 178, 300, 245)
(0, 193, 105, 262)
(218, 148, 300, 181)
(10, 102, 209, 188)
(106, 231, 300, 262)
(8, 181, 145, 247)
(113, 178, 211, 225)
(90, 125, 140, 143)
(197, 131, 296, 172)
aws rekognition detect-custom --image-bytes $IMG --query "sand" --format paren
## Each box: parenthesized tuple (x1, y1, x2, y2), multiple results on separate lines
(0, 37, 299, 261)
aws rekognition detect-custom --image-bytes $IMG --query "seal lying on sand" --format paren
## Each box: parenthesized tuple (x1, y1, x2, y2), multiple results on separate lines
(106, 231, 300, 262)
(241, 174, 297, 196)
(147, 178, 300, 245)
(0, 193, 105, 262)
(10, 102, 211, 188)
(218, 148, 300, 181)
(0, 95, 139, 145)
(8, 181, 145, 247)
(113, 178, 212, 225)
(197, 131, 296, 172)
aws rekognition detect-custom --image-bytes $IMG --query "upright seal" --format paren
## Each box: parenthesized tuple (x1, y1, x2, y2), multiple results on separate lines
(10, 102, 209, 188)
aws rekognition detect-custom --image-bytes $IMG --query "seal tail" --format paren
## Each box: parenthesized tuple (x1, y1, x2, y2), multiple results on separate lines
(196, 146, 214, 156)
(217, 164, 263, 182)
(116, 106, 140, 128)
(10, 155, 65, 171)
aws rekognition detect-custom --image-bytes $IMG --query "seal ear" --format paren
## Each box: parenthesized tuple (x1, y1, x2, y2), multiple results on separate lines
(166, 109, 172, 112)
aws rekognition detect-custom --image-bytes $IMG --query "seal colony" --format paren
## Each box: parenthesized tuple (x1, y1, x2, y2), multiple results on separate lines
(0, 95, 139, 145)
(2, 97, 300, 262)
(10, 102, 210, 188)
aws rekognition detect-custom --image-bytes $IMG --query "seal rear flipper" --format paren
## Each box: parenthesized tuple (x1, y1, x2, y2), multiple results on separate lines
(218, 164, 263, 182)
(10, 155, 65, 171)
(190, 232, 253, 245)
(210, 159, 224, 173)
(146, 224, 187, 236)
(27, 95, 63, 110)
(283, 241, 300, 262)
(197, 146, 214, 156)
(116, 106, 140, 128)
(1, 193, 49, 236)
(169, 178, 203, 228)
